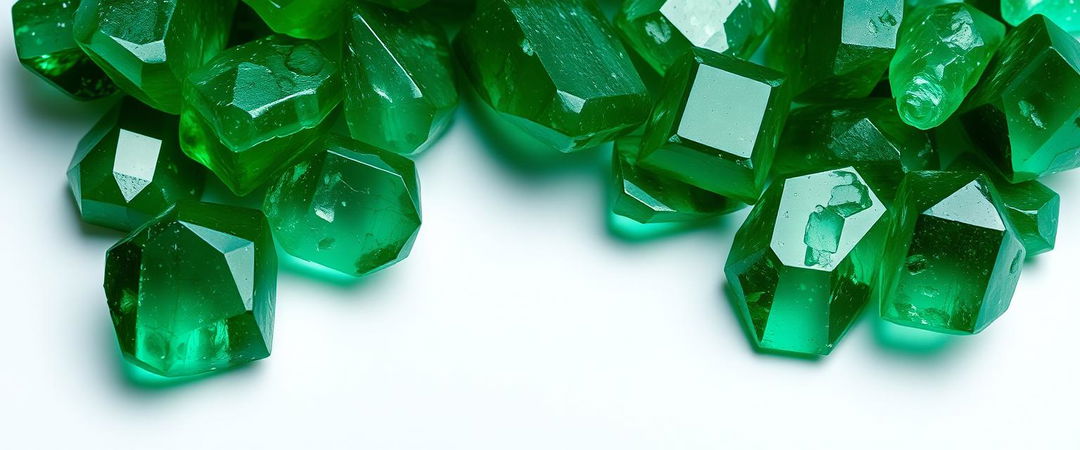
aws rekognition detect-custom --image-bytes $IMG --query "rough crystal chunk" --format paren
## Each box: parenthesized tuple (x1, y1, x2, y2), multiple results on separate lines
(343, 2, 458, 155)
(725, 168, 888, 355)
(455, 0, 650, 151)
(959, 15, 1080, 182)
(241, 0, 343, 40)
(1002, 0, 1080, 31)
(877, 171, 1024, 334)
(264, 135, 422, 276)
(368, 0, 432, 11)
(890, 4, 1005, 130)
(73, 0, 237, 113)
(639, 48, 789, 203)
(614, 0, 775, 76)
(12, 0, 116, 99)
(770, 0, 903, 101)
(180, 35, 342, 196)
(69, 98, 204, 231)
(105, 201, 276, 377)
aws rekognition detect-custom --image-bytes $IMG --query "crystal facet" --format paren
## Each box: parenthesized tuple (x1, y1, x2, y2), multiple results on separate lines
(455, 0, 650, 151)
(877, 171, 1024, 334)
(639, 48, 789, 203)
(1002, 0, 1080, 32)
(343, 2, 458, 155)
(264, 135, 422, 277)
(105, 201, 276, 377)
(73, 0, 237, 113)
(12, 0, 116, 99)
(241, 0, 344, 40)
(726, 168, 888, 355)
(180, 35, 342, 196)
(614, 0, 775, 76)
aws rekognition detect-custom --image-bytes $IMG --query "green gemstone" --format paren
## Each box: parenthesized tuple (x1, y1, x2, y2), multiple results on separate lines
(180, 35, 342, 196)
(68, 98, 204, 231)
(877, 171, 1024, 334)
(105, 201, 276, 377)
(12, 0, 116, 100)
(612, 133, 742, 224)
(343, 2, 458, 155)
(367, 0, 431, 11)
(455, 0, 650, 152)
(959, 15, 1080, 182)
(264, 135, 422, 277)
(890, 4, 1004, 130)
(639, 48, 789, 203)
(771, 0, 903, 101)
(228, 2, 274, 47)
(241, 0, 343, 40)
(726, 168, 888, 355)
(1003, 0, 1080, 31)
(73, 0, 237, 113)
(614, 0, 775, 76)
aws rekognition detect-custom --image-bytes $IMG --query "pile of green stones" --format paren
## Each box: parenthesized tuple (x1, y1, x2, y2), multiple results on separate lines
(11, 0, 1080, 376)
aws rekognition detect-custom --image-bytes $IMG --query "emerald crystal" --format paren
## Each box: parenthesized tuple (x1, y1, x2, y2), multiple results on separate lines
(959, 15, 1080, 182)
(455, 0, 650, 151)
(180, 35, 342, 196)
(241, 0, 343, 40)
(877, 171, 1024, 334)
(343, 2, 458, 155)
(105, 201, 277, 377)
(73, 0, 237, 113)
(614, 0, 774, 76)
(367, 0, 431, 11)
(771, 0, 903, 101)
(263, 135, 422, 277)
(69, 98, 204, 231)
(890, 3, 1004, 130)
(639, 48, 789, 203)
(726, 168, 888, 355)
(12, 0, 115, 100)
(1002, 0, 1080, 31)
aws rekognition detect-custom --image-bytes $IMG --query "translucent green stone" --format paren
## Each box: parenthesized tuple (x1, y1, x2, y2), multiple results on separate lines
(877, 171, 1024, 334)
(263, 135, 422, 277)
(68, 98, 204, 231)
(890, 4, 1004, 130)
(1003, 0, 1080, 31)
(771, 0, 903, 101)
(180, 35, 342, 196)
(73, 0, 237, 113)
(959, 15, 1080, 182)
(638, 48, 789, 203)
(904, 0, 1001, 18)
(614, 0, 775, 76)
(12, 0, 116, 100)
(241, 0, 343, 40)
(725, 168, 888, 355)
(367, 0, 431, 11)
(343, 2, 458, 155)
(105, 201, 276, 377)
(455, 0, 650, 152)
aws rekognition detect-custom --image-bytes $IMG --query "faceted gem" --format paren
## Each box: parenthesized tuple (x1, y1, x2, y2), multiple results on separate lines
(263, 135, 422, 277)
(180, 35, 343, 196)
(367, 0, 432, 11)
(73, 0, 237, 113)
(241, 0, 344, 40)
(770, 0, 903, 101)
(343, 2, 458, 155)
(773, 98, 937, 200)
(105, 201, 277, 377)
(638, 48, 789, 203)
(614, 0, 775, 76)
(68, 98, 204, 231)
(877, 171, 1024, 334)
(455, 0, 650, 152)
(1002, 0, 1080, 31)
(890, 4, 1005, 130)
(612, 133, 742, 224)
(12, 0, 116, 100)
(959, 15, 1080, 182)
(725, 168, 888, 355)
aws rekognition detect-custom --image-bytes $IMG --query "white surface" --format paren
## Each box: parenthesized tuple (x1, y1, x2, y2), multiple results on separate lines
(3, 5, 1080, 450)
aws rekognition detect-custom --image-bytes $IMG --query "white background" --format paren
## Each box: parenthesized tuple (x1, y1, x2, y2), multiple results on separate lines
(3, 2, 1079, 449)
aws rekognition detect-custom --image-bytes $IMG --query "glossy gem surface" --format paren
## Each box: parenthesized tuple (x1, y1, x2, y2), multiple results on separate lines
(241, 0, 344, 40)
(367, 0, 431, 11)
(1002, 0, 1080, 31)
(105, 201, 276, 377)
(455, 0, 650, 152)
(12, 0, 115, 99)
(264, 135, 422, 277)
(726, 168, 888, 355)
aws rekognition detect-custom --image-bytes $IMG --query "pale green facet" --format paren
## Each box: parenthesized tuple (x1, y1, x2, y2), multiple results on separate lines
(241, 0, 344, 40)
(1003, 0, 1080, 31)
